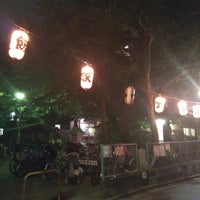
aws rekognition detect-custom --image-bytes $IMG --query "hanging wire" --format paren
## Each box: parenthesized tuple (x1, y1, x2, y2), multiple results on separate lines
(2, 17, 200, 107)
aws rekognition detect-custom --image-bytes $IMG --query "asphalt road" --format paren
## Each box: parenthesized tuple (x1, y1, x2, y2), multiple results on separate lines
(114, 176, 200, 200)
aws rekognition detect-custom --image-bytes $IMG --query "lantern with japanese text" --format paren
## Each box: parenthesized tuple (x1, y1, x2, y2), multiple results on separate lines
(8, 29, 29, 60)
(155, 96, 166, 113)
(177, 100, 188, 116)
(80, 65, 94, 90)
(192, 105, 200, 118)
(124, 86, 135, 105)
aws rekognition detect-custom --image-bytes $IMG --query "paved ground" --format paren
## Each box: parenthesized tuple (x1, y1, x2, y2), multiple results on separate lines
(2, 155, 200, 200)
(0, 155, 101, 200)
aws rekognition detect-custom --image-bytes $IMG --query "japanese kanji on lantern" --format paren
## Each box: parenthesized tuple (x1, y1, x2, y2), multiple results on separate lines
(177, 100, 188, 116)
(80, 65, 94, 90)
(124, 86, 135, 105)
(155, 95, 166, 113)
(192, 105, 200, 118)
(8, 29, 29, 60)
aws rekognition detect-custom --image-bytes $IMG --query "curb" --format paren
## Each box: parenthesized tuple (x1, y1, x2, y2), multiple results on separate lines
(105, 174, 200, 200)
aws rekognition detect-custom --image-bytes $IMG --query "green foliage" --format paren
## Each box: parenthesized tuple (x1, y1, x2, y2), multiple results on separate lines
(1, 0, 200, 143)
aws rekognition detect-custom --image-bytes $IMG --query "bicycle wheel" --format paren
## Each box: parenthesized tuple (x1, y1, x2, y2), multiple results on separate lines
(15, 162, 27, 177)
(45, 161, 58, 180)
(112, 156, 125, 174)
(9, 159, 18, 175)
(90, 166, 100, 186)
(124, 158, 137, 173)
(0, 148, 4, 163)
(57, 161, 68, 183)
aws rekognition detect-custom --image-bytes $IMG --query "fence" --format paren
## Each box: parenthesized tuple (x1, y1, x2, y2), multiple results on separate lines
(100, 143, 148, 198)
(146, 140, 200, 184)
(100, 140, 200, 199)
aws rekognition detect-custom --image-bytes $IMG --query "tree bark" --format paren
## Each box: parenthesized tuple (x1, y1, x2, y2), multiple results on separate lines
(144, 31, 158, 142)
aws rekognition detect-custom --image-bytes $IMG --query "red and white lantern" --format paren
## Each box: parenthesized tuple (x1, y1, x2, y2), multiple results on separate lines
(192, 105, 200, 118)
(8, 29, 29, 60)
(155, 96, 166, 113)
(177, 100, 188, 116)
(80, 65, 94, 90)
(124, 86, 135, 105)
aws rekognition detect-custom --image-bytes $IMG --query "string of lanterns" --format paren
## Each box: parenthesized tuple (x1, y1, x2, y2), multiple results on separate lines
(154, 95, 200, 118)
(7, 27, 198, 111)
(124, 85, 200, 119)
(7, 28, 94, 90)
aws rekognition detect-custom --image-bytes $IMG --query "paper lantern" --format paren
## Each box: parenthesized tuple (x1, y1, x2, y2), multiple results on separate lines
(192, 105, 200, 118)
(80, 65, 94, 90)
(155, 96, 166, 113)
(124, 86, 135, 105)
(8, 29, 29, 60)
(177, 100, 188, 116)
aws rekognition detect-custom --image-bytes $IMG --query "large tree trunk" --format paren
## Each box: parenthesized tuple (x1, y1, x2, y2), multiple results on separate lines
(144, 31, 158, 142)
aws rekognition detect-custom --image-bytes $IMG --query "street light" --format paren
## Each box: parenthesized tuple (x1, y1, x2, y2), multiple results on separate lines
(15, 92, 25, 144)
(15, 92, 25, 100)
(10, 112, 16, 121)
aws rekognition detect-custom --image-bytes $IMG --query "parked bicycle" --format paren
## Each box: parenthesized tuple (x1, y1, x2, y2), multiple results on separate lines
(0, 143, 6, 165)
(84, 143, 100, 186)
(9, 144, 56, 177)
(45, 151, 84, 185)
(111, 143, 138, 174)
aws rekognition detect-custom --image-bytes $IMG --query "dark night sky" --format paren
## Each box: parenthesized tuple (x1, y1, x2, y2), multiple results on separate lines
(0, 0, 38, 51)
(0, 0, 37, 15)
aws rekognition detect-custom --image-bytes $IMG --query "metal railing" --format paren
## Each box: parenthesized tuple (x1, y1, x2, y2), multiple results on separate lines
(146, 140, 200, 185)
(146, 140, 200, 168)
(100, 143, 138, 179)
(99, 143, 150, 199)
(22, 169, 60, 200)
